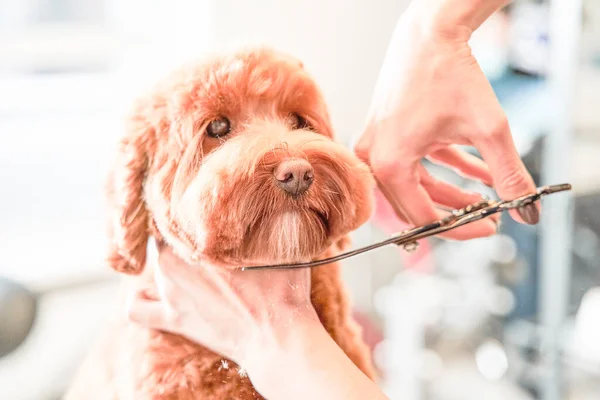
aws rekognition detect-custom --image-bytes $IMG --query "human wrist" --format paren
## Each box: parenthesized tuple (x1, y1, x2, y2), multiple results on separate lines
(242, 316, 325, 397)
(243, 316, 386, 400)
(240, 305, 319, 368)
(402, 0, 511, 41)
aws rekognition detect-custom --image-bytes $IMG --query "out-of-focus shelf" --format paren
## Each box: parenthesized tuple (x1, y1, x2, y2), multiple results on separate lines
(489, 69, 551, 155)
(487, 61, 600, 146)
(484, 67, 600, 196)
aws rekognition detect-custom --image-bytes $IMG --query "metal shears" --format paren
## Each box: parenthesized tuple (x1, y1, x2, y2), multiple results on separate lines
(242, 183, 572, 271)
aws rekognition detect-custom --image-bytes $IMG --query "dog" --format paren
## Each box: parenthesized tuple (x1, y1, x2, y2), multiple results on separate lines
(65, 46, 377, 399)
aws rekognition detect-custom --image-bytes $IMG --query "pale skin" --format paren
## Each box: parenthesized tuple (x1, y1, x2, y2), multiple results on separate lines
(128, 0, 538, 398)
(129, 242, 386, 400)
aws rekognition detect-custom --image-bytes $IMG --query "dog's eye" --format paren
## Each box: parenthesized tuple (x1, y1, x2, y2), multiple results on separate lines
(206, 117, 231, 138)
(289, 113, 311, 130)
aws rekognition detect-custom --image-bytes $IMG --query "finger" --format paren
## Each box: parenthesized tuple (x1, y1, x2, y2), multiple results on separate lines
(232, 267, 313, 315)
(374, 177, 411, 223)
(473, 124, 539, 224)
(250, 268, 312, 301)
(153, 255, 191, 310)
(420, 164, 485, 208)
(427, 146, 493, 186)
(202, 264, 250, 307)
(356, 133, 411, 224)
(419, 165, 500, 224)
(376, 160, 496, 240)
(149, 240, 191, 306)
(156, 248, 220, 296)
(126, 292, 168, 331)
(138, 287, 160, 301)
(159, 257, 252, 318)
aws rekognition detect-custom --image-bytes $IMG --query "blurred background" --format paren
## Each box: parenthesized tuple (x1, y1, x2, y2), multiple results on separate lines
(0, 0, 598, 399)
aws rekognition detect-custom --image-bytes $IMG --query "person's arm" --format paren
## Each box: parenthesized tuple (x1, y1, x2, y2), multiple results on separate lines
(127, 243, 388, 400)
(354, 0, 538, 239)
(244, 318, 387, 400)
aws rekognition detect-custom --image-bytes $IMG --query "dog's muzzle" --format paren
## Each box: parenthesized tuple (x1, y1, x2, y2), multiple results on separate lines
(274, 157, 314, 197)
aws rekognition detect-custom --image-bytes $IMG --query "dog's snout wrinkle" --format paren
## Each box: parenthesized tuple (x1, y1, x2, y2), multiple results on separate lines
(274, 158, 314, 196)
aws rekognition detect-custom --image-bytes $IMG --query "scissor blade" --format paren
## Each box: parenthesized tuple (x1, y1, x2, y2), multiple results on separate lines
(541, 183, 572, 195)
(241, 183, 572, 270)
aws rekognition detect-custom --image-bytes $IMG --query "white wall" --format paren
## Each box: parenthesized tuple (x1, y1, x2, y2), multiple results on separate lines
(210, 0, 409, 145)
(115, 0, 412, 146)
(117, 0, 411, 146)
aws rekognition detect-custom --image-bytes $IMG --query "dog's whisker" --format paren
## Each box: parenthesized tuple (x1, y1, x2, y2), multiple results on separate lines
(327, 197, 342, 217)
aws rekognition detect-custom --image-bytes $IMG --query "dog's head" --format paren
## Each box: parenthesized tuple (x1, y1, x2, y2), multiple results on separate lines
(106, 46, 375, 274)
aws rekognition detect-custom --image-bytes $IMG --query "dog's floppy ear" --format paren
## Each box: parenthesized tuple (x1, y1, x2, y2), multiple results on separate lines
(105, 110, 153, 275)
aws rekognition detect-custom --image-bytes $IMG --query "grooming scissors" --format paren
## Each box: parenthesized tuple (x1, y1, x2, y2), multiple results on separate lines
(242, 183, 572, 271)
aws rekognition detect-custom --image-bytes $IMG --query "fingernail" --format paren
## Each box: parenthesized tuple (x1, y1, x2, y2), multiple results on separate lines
(140, 288, 158, 300)
(518, 203, 539, 225)
(126, 307, 138, 322)
(494, 218, 502, 232)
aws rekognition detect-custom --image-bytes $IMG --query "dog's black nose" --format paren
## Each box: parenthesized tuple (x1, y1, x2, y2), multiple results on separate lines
(274, 158, 314, 196)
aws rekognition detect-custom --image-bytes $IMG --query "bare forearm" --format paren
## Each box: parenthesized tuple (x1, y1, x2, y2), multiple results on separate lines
(245, 320, 387, 400)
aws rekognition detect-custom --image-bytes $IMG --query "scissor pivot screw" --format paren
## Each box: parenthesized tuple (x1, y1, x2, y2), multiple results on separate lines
(403, 241, 419, 253)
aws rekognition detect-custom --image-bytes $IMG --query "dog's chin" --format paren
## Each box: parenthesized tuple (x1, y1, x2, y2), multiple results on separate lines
(241, 209, 332, 265)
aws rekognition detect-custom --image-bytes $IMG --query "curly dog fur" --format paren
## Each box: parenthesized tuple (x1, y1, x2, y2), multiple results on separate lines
(65, 46, 376, 399)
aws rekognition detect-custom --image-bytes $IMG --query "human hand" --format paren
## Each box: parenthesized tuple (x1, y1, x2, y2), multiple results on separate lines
(354, 1, 538, 240)
(126, 241, 317, 370)
(126, 242, 387, 400)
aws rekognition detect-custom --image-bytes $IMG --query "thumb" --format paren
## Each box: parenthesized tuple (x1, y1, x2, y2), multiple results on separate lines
(126, 291, 168, 331)
(474, 127, 539, 224)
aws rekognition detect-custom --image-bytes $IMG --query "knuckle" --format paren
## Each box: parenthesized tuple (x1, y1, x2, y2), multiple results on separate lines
(370, 157, 401, 181)
(484, 116, 510, 142)
(125, 305, 138, 321)
(352, 138, 370, 162)
(163, 288, 183, 308)
(499, 165, 531, 192)
(167, 310, 184, 326)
